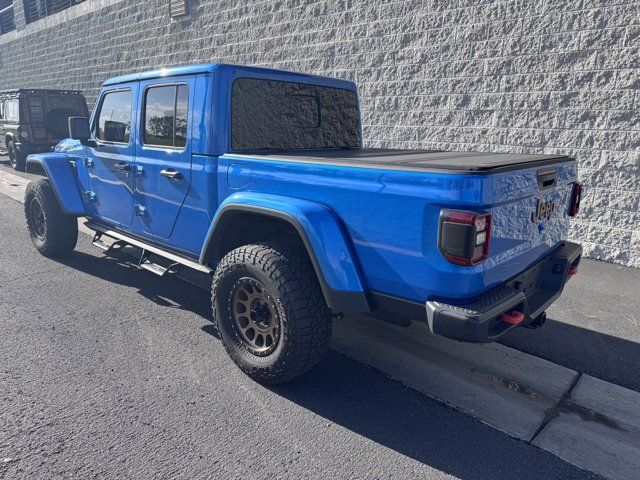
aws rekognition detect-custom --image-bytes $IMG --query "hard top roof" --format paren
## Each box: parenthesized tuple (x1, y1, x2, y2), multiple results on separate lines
(101, 63, 357, 91)
(0, 88, 84, 96)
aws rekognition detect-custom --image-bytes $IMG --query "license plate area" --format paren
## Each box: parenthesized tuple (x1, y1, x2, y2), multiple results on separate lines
(508, 260, 544, 296)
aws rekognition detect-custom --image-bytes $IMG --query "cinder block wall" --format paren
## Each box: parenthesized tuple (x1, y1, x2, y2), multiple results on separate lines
(1, 0, 638, 266)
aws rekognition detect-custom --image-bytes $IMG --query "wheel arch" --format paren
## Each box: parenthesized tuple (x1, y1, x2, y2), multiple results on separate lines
(26, 153, 85, 215)
(201, 193, 371, 314)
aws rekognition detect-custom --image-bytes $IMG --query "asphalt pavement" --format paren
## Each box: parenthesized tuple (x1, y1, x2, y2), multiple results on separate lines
(0, 160, 599, 478)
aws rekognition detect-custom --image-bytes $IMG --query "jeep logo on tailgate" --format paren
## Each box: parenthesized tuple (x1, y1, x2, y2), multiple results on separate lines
(532, 198, 556, 222)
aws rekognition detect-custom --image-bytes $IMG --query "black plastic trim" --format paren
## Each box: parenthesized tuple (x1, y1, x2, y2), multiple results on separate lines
(200, 204, 371, 314)
(370, 291, 427, 322)
(425, 241, 583, 343)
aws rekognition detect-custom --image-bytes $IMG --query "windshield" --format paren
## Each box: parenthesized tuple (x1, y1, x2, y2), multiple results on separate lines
(231, 78, 361, 151)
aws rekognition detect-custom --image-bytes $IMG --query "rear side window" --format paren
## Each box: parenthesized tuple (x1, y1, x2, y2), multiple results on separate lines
(231, 78, 361, 151)
(27, 97, 45, 123)
(4, 99, 19, 121)
(143, 84, 189, 148)
(96, 90, 132, 144)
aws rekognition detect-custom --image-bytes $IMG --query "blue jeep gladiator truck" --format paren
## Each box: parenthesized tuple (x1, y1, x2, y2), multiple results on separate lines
(23, 63, 583, 384)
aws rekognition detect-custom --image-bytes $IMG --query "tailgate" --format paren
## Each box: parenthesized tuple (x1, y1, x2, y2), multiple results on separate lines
(484, 159, 578, 286)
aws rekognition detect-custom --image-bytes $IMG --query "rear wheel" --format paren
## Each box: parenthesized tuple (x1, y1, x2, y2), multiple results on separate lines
(212, 243, 333, 385)
(24, 179, 78, 257)
(8, 140, 26, 172)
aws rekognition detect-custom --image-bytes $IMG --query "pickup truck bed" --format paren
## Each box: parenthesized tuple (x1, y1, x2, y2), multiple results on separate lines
(229, 149, 572, 174)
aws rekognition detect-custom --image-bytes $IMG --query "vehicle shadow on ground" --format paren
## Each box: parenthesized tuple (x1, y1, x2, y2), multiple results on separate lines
(501, 316, 640, 392)
(56, 249, 213, 322)
(56, 248, 614, 479)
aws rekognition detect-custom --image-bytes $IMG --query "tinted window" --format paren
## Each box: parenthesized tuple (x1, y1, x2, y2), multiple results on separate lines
(143, 84, 189, 148)
(96, 90, 132, 144)
(231, 78, 360, 151)
(4, 99, 19, 121)
(46, 96, 86, 116)
(27, 97, 45, 123)
(43, 96, 87, 139)
(175, 86, 188, 148)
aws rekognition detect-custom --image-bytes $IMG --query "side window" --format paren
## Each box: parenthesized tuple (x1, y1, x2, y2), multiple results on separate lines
(0, 101, 4, 119)
(96, 90, 132, 144)
(5, 100, 19, 121)
(27, 96, 45, 123)
(143, 84, 189, 148)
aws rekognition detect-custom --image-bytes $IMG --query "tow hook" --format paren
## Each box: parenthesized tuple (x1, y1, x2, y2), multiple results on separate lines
(500, 310, 525, 325)
(569, 265, 578, 276)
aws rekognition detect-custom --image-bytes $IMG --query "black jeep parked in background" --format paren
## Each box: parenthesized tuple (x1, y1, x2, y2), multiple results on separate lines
(0, 89, 88, 171)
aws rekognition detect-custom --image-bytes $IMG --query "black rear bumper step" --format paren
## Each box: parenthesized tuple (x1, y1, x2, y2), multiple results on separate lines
(426, 241, 582, 343)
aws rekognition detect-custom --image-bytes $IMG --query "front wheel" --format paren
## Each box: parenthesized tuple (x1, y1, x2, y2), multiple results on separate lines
(8, 140, 26, 172)
(24, 179, 78, 257)
(212, 243, 333, 385)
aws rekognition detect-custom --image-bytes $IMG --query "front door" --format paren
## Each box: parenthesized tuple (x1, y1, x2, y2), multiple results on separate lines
(134, 78, 193, 239)
(87, 86, 138, 227)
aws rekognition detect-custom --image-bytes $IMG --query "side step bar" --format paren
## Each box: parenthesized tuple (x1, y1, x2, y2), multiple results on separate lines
(86, 221, 212, 275)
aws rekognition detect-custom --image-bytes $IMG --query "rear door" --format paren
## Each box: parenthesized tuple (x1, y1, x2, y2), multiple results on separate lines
(24, 96, 49, 144)
(86, 86, 138, 227)
(133, 77, 193, 239)
(42, 95, 88, 142)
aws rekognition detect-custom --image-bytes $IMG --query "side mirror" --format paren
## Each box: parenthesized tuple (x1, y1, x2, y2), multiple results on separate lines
(68, 117, 95, 147)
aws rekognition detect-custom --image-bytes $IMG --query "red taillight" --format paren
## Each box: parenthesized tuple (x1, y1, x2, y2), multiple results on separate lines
(569, 182, 582, 217)
(438, 210, 492, 266)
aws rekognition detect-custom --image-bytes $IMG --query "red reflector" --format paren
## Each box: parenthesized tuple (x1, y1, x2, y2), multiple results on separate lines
(501, 310, 524, 325)
(569, 265, 578, 276)
(445, 211, 476, 225)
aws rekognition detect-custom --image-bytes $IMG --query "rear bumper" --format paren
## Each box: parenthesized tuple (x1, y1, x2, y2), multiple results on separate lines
(426, 241, 582, 343)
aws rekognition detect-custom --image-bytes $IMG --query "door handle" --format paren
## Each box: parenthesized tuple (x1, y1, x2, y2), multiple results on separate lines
(114, 162, 131, 172)
(160, 169, 182, 180)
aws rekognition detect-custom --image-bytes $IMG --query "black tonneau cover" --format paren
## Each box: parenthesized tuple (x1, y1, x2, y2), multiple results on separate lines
(228, 148, 573, 174)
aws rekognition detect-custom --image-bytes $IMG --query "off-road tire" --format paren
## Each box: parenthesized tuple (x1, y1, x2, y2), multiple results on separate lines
(24, 179, 78, 257)
(212, 243, 333, 385)
(8, 140, 26, 172)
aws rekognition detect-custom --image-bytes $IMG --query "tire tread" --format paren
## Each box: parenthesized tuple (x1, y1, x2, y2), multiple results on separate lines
(212, 242, 333, 384)
(24, 178, 78, 257)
